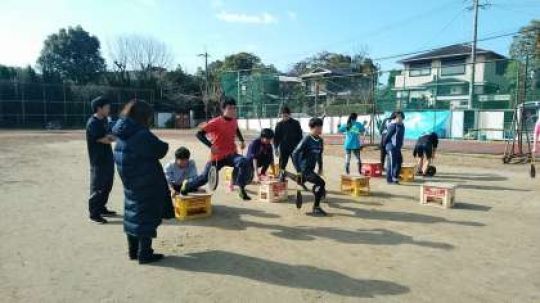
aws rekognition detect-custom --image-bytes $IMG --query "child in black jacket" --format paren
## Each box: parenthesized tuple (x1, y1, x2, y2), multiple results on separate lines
(292, 117, 327, 216)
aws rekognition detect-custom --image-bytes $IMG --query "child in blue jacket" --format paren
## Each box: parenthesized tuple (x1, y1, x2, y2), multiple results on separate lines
(338, 113, 365, 175)
(383, 111, 405, 184)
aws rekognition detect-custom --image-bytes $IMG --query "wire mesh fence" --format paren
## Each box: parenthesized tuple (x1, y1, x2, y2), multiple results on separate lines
(0, 58, 538, 129)
(218, 58, 538, 119)
(0, 81, 154, 128)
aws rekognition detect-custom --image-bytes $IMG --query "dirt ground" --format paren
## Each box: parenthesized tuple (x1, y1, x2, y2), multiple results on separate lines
(0, 130, 539, 303)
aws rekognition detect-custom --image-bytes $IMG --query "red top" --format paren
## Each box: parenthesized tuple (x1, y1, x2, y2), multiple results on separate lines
(203, 116, 238, 161)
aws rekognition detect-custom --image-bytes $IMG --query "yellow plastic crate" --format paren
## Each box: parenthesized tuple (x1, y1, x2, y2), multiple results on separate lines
(399, 164, 416, 182)
(340, 175, 370, 197)
(267, 164, 280, 178)
(174, 193, 212, 220)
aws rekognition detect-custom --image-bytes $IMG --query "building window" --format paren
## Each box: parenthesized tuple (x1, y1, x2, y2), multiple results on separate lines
(496, 61, 507, 75)
(409, 62, 431, 77)
(441, 58, 466, 76)
(438, 84, 467, 96)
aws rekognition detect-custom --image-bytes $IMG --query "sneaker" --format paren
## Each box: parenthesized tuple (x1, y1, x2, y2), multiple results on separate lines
(311, 206, 328, 217)
(89, 215, 108, 224)
(101, 209, 117, 217)
(180, 180, 189, 196)
(129, 251, 138, 260)
(239, 188, 252, 201)
(138, 253, 164, 264)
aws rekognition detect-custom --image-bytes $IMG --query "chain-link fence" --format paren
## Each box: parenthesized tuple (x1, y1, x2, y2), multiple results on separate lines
(1, 58, 537, 129)
(0, 81, 154, 128)
(218, 58, 538, 119)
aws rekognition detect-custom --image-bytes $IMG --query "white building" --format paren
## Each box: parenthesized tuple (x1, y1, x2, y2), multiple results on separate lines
(394, 44, 510, 110)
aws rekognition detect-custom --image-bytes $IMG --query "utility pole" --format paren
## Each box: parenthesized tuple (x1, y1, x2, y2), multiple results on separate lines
(468, 0, 479, 110)
(198, 50, 210, 120)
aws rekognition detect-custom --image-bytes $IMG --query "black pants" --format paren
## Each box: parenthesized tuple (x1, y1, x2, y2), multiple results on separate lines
(127, 234, 153, 258)
(380, 139, 387, 168)
(278, 148, 294, 171)
(186, 154, 252, 191)
(303, 172, 326, 208)
(89, 163, 114, 217)
(257, 156, 272, 175)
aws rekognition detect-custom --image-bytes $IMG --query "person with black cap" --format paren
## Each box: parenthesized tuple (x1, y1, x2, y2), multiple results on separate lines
(274, 106, 303, 181)
(86, 96, 117, 224)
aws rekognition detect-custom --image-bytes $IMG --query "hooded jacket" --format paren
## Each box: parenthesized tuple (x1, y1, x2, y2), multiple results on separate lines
(112, 117, 173, 238)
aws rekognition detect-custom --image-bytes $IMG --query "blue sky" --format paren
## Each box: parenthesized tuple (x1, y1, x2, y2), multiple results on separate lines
(0, 0, 538, 74)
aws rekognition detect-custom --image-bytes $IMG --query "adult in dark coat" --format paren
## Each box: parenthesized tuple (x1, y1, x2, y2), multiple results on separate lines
(113, 99, 173, 264)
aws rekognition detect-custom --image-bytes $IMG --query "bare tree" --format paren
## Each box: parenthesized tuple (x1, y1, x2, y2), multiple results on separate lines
(108, 34, 173, 72)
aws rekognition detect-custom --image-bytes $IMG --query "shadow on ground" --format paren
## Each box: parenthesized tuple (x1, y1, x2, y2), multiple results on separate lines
(434, 173, 507, 182)
(176, 205, 455, 250)
(328, 198, 485, 227)
(423, 179, 530, 192)
(151, 250, 410, 298)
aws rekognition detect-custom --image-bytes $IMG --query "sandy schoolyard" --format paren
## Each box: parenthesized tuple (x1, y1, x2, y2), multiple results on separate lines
(0, 130, 539, 302)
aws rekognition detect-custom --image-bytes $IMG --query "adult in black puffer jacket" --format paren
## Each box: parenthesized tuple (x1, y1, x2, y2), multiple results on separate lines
(112, 99, 173, 264)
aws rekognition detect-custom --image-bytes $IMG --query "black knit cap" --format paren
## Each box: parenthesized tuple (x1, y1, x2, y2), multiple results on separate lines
(91, 96, 111, 113)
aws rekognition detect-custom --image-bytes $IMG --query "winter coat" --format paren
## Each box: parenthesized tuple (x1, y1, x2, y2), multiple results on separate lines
(112, 117, 173, 238)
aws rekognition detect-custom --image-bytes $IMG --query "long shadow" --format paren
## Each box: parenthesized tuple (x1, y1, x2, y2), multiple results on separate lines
(268, 226, 453, 250)
(457, 184, 531, 192)
(454, 203, 492, 212)
(369, 191, 416, 202)
(434, 173, 507, 182)
(164, 205, 280, 229)
(176, 205, 454, 250)
(330, 201, 485, 227)
(152, 250, 410, 298)
(425, 179, 530, 192)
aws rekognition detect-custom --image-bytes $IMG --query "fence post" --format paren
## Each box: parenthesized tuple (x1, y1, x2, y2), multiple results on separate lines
(63, 83, 67, 127)
(42, 83, 47, 126)
(21, 82, 26, 127)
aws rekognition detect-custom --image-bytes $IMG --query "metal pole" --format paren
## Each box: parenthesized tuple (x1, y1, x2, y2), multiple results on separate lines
(198, 51, 210, 120)
(524, 54, 529, 102)
(42, 83, 47, 126)
(63, 83, 67, 127)
(21, 82, 26, 127)
(315, 80, 319, 116)
(237, 71, 241, 115)
(468, 0, 479, 110)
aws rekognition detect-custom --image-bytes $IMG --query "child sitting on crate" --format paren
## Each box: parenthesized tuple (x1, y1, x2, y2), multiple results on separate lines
(292, 117, 328, 216)
(413, 132, 439, 176)
(164, 147, 198, 196)
(180, 97, 252, 200)
(383, 111, 405, 184)
(337, 112, 366, 175)
(247, 128, 275, 183)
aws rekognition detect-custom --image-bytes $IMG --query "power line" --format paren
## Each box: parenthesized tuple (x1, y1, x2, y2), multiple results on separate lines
(373, 29, 526, 62)
(260, 0, 460, 61)
(214, 27, 535, 78)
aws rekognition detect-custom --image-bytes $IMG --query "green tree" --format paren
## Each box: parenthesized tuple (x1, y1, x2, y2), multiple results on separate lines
(221, 52, 264, 71)
(289, 51, 375, 75)
(37, 25, 106, 84)
(507, 19, 540, 97)
(0, 64, 40, 82)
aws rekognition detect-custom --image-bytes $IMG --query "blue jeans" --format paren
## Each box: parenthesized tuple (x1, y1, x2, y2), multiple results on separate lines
(385, 145, 402, 182)
(185, 154, 252, 192)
